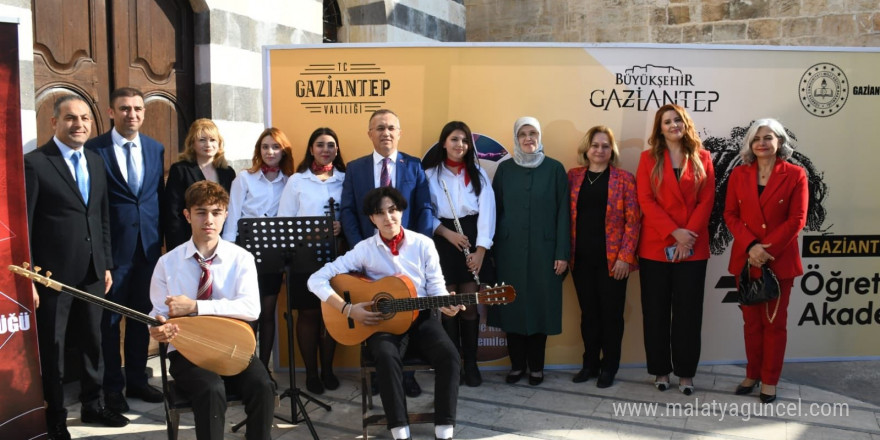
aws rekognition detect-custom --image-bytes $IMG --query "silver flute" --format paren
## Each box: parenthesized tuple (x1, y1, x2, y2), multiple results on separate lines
(439, 179, 480, 285)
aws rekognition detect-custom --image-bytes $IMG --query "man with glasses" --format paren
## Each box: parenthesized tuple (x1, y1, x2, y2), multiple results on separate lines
(339, 109, 434, 397)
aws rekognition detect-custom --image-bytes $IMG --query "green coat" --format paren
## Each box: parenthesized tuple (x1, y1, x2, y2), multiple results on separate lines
(488, 157, 571, 335)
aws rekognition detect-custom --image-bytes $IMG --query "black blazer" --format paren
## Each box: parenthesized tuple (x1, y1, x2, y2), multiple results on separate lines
(163, 160, 235, 251)
(24, 140, 112, 285)
(85, 131, 166, 265)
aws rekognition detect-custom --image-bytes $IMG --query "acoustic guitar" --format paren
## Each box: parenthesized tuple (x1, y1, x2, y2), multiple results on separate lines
(9, 263, 255, 376)
(323, 273, 516, 345)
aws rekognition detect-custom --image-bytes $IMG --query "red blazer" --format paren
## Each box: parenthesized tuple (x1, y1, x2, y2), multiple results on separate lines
(568, 166, 641, 275)
(636, 148, 715, 262)
(723, 160, 808, 279)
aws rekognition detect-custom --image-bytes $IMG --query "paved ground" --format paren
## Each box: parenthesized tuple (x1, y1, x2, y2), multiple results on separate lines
(58, 358, 880, 440)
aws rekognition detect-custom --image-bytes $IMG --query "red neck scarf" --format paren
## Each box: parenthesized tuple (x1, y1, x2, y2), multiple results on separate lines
(311, 161, 333, 173)
(261, 165, 280, 174)
(444, 158, 470, 186)
(381, 229, 405, 256)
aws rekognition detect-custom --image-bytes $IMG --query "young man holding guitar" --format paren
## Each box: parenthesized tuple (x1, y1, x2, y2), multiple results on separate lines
(309, 186, 463, 440)
(148, 180, 275, 440)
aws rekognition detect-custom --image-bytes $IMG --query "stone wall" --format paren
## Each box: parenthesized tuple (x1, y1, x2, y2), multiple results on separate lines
(338, 0, 466, 42)
(465, 0, 880, 47)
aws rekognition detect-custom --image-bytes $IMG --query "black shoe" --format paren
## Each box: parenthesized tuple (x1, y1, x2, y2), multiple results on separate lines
(654, 376, 670, 392)
(463, 360, 482, 387)
(81, 407, 130, 427)
(735, 380, 759, 395)
(126, 384, 164, 403)
(759, 393, 777, 403)
(505, 370, 525, 384)
(404, 375, 422, 397)
(572, 368, 599, 383)
(528, 372, 544, 386)
(596, 372, 615, 388)
(48, 422, 71, 440)
(104, 391, 129, 413)
(322, 371, 340, 390)
(306, 376, 325, 394)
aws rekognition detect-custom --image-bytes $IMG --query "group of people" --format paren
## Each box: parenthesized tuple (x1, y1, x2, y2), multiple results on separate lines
(24, 89, 808, 440)
(564, 104, 807, 406)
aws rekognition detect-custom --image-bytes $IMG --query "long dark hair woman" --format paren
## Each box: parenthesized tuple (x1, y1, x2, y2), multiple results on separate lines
(635, 104, 715, 395)
(422, 121, 495, 387)
(567, 125, 640, 388)
(277, 127, 346, 394)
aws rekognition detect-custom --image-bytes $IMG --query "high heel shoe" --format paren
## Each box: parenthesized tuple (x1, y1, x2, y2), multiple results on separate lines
(759, 383, 777, 403)
(505, 370, 525, 384)
(759, 392, 777, 403)
(654, 376, 669, 392)
(735, 380, 759, 395)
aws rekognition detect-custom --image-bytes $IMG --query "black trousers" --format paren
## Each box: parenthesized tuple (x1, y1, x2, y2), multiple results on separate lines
(638, 258, 708, 378)
(366, 310, 459, 429)
(37, 260, 104, 426)
(571, 262, 628, 375)
(506, 332, 548, 373)
(102, 238, 156, 392)
(168, 351, 275, 440)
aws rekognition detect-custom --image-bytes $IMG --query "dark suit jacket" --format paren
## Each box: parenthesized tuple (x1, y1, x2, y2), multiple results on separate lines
(340, 151, 433, 245)
(636, 148, 715, 262)
(723, 159, 808, 279)
(25, 140, 112, 284)
(163, 160, 235, 251)
(85, 131, 165, 265)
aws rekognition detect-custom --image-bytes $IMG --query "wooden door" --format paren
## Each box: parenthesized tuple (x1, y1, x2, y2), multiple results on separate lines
(32, 0, 111, 144)
(32, 0, 194, 172)
(111, 0, 194, 170)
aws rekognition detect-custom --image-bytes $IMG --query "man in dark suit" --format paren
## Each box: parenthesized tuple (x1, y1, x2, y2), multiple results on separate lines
(85, 87, 165, 412)
(340, 109, 434, 397)
(341, 109, 433, 243)
(25, 95, 129, 440)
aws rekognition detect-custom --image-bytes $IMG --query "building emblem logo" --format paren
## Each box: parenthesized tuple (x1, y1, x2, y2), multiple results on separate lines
(799, 63, 848, 117)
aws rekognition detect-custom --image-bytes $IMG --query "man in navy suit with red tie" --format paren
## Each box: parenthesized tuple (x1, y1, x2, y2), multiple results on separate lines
(340, 109, 434, 397)
(85, 87, 166, 412)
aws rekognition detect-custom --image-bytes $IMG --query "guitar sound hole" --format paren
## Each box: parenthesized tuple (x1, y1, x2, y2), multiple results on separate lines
(372, 293, 396, 319)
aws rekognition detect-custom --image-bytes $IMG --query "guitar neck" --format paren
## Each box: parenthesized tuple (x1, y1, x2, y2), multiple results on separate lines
(59, 284, 161, 327)
(376, 293, 478, 314)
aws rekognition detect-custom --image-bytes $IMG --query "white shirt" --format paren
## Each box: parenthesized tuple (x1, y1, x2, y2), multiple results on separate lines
(425, 165, 496, 249)
(277, 169, 345, 218)
(222, 169, 288, 241)
(54, 136, 88, 181)
(110, 127, 142, 188)
(308, 230, 448, 302)
(372, 150, 398, 188)
(149, 239, 261, 353)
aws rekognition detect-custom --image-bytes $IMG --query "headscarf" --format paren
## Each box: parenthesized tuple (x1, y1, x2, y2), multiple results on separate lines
(513, 116, 545, 169)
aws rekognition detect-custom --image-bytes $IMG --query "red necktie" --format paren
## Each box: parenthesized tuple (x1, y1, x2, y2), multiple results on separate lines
(380, 157, 391, 187)
(195, 254, 216, 300)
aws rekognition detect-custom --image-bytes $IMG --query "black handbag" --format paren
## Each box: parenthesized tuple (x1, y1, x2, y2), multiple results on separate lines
(738, 263, 780, 306)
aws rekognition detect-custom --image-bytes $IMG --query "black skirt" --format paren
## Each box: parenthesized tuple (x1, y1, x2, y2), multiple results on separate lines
(433, 214, 496, 286)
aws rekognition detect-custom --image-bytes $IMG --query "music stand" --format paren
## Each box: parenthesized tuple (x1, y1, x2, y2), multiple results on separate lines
(237, 216, 336, 439)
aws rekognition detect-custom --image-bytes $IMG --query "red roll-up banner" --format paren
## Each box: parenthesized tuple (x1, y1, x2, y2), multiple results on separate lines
(0, 20, 47, 439)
